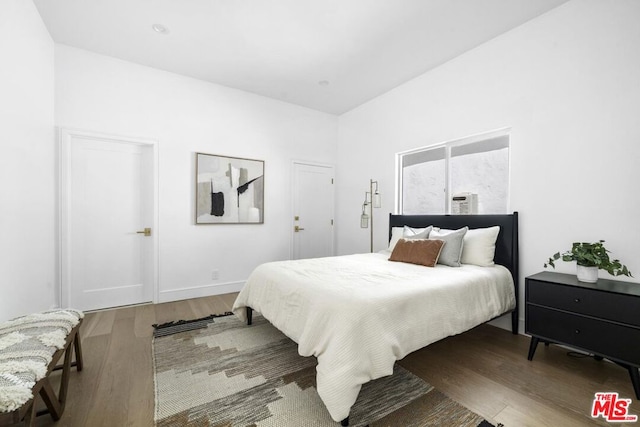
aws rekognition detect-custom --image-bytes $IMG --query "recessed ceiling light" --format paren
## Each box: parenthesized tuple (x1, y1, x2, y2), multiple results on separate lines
(318, 80, 330, 86)
(152, 24, 170, 35)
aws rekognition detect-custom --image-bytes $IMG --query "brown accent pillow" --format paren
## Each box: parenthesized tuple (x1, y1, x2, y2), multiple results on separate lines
(388, 238, 445, 267)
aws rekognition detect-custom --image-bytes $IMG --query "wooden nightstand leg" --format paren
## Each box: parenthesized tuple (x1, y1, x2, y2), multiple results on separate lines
(628, 366, 640, 400)
(527, 337, 540, 361)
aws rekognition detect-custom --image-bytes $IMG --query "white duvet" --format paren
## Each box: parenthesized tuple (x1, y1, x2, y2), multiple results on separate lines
(232, 252, 515, 422)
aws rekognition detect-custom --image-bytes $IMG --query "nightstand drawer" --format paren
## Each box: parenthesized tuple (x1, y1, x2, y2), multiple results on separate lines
(527, 305, 640, 365)
(527, 280, 640, 327)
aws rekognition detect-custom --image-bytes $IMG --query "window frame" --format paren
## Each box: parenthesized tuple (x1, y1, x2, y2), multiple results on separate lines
(395, 127, 511, 215)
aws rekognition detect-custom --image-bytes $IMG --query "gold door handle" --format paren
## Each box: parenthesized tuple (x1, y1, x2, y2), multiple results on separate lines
(294, 225, 305, 232)
(136, 227, 152, 236)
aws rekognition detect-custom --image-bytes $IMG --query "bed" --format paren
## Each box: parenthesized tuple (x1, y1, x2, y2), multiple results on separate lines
(232, 213, 519, 425)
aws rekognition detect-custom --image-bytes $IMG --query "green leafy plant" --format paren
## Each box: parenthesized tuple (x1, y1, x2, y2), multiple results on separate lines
(545, 240, 632, 277)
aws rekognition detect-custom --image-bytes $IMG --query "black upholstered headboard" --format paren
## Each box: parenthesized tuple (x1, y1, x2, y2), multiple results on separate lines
(388, 212, 519, 333)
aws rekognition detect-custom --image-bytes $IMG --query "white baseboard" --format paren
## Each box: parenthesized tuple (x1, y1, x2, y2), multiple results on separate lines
(158, 281, 244, 304)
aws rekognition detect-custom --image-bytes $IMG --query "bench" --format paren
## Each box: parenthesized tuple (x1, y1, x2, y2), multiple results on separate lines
(0, 309, 84, 426)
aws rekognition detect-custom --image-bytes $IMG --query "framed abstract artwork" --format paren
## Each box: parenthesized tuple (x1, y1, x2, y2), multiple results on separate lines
(195, 152, 264, 224)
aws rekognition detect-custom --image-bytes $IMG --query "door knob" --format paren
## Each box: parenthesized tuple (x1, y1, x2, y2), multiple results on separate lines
(136, 227, 152, 236)
(294, 225, 305, 232)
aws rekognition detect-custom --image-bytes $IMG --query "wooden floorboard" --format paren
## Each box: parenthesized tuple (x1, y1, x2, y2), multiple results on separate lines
(29, 293, 639, 426)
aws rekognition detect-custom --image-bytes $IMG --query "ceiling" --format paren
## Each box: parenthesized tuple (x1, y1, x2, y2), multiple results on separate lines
(33, 0, 568, 115)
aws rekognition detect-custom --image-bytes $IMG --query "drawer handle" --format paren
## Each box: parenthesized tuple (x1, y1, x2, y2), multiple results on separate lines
(574, 298, 581, 303)
(575, 329, 580, 334)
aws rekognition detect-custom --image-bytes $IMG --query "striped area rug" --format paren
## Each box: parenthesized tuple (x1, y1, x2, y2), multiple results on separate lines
(152, 313, 501, 427)
(152, 312, 232, 338)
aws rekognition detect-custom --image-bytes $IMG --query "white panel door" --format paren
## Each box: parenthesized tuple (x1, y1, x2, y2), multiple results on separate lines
(61, 131, 155, 311)
(292, 162, 334, 260)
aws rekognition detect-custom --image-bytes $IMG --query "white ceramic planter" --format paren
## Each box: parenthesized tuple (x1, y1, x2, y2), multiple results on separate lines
(576, 265, 598, 283)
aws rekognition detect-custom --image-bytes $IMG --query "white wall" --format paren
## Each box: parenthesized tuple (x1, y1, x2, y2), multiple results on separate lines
(0, 1, 56, 321)
(336, 0, 640, 328)
(3, 0, 637, 322)
(55, 45, 338, 303)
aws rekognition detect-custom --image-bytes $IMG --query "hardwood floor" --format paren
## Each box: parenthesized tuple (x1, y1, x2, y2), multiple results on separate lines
(33, 293, 637, 426)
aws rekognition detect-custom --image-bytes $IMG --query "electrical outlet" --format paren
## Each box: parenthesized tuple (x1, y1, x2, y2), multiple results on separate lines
(212, 270, 219, 280)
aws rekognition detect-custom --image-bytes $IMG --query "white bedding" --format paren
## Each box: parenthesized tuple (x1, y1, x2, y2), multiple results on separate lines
(232, 252, 515, 422)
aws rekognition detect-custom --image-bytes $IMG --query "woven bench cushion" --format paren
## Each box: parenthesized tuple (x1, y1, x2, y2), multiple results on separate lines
(0, 309, 84, 413)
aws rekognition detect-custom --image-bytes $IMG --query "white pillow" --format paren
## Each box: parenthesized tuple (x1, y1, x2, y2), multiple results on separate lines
(387, 227, 405, 252)
(403, 225, 432, 239)
(387, 226, 433, 252)
(460, 226, 500, 266)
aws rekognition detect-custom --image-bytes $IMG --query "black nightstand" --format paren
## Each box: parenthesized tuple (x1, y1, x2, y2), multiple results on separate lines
(525, 271, 640, 399)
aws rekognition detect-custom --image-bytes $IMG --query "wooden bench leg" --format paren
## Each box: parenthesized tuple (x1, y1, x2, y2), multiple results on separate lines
(53, 328, 83, 372)
(73, 329, 84, 372)
(21, 400, 36, 427)
(37, 321, 83, 421)
(39, 378, 64, 421)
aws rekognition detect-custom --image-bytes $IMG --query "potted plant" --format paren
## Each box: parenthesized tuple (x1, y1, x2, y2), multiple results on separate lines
(544, 240, 633, 283)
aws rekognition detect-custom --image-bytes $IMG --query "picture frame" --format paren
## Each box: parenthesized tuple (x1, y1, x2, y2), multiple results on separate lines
(195, 152, 264, 224)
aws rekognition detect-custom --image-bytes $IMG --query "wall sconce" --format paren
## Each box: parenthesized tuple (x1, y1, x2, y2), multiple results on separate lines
(361, 179, 381, 252)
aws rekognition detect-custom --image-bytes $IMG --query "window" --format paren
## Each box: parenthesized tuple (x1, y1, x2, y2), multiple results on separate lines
(397, 129, 510, 215)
